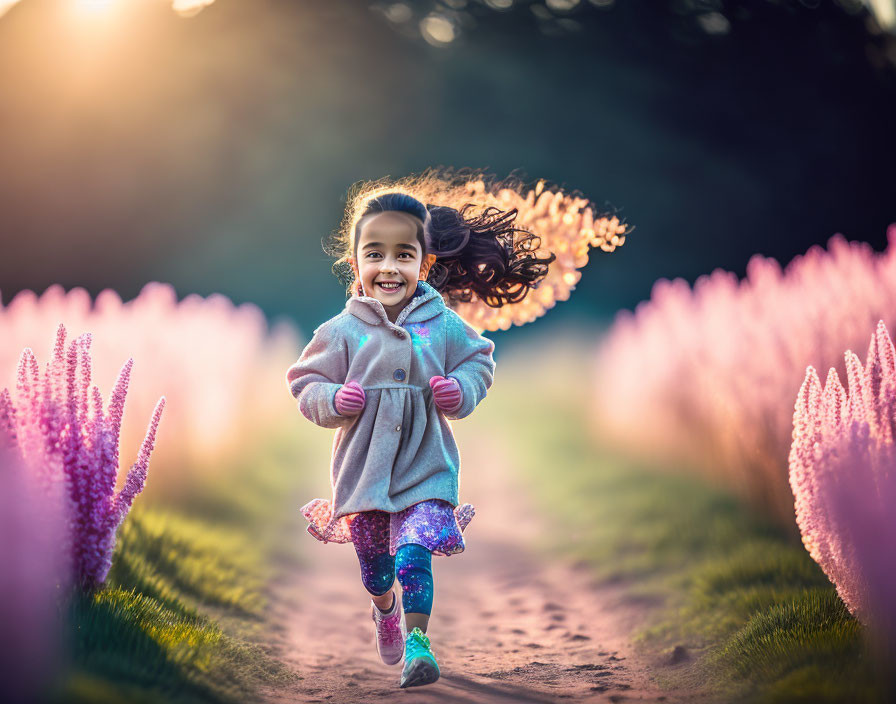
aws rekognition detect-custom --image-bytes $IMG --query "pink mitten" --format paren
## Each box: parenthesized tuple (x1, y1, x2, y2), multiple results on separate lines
(335, 381, 366, 416)
(430, 376, 463, 414)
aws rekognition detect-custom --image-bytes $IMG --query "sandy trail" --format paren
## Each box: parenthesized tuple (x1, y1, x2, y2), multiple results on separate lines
(261, 418, 695, 703)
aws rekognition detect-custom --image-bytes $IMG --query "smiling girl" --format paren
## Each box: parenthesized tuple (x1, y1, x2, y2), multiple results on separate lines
(286, 173, 624, 689)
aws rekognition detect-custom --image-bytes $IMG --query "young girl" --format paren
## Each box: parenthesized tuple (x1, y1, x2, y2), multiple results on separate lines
(286, 172, 627, 689)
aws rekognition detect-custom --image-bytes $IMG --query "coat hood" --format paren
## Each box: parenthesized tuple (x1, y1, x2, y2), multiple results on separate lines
(345, 280, 447, 327)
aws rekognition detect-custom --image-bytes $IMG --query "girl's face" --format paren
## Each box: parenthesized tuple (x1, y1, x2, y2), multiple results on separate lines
(351, 211, 436, 314)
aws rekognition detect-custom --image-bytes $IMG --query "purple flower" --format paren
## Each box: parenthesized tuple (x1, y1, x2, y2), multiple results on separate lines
(1, 324, 165, 590)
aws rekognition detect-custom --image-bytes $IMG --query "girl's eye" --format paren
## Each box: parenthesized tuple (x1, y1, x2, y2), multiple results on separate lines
(366, 252, 413, 259)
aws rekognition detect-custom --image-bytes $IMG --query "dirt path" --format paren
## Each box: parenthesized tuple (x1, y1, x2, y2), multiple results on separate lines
(260, 418, 697, 703)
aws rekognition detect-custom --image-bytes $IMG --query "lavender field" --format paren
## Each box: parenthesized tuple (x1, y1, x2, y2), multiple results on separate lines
(3, 229, 896, 701)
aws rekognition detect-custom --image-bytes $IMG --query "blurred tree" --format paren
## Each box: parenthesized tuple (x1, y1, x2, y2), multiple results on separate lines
(0, 0, 893, 342)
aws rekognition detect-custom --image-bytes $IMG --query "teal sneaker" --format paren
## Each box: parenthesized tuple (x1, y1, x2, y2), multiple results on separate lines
(399, 627, 440, 688)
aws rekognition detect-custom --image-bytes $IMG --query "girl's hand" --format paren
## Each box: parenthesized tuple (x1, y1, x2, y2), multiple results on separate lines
(335, 381, 365, 416)
(430, 376, 463, 414)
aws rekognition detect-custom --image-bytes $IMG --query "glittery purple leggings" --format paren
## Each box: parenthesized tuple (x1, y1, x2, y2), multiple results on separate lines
(352, 519, 434, 616)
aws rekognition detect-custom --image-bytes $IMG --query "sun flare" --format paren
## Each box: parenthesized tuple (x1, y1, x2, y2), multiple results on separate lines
(0, 0, 21, 20)
(172, 0, 217, 18)
(74, 0, 116, 12)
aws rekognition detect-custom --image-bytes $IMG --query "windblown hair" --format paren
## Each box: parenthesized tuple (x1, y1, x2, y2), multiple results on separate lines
(324, 168, 629, 330)
(425, 203, 555, 308)
(325, 174, 556, 309)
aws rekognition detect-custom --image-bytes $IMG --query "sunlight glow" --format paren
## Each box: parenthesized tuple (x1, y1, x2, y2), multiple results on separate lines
(866, 0, 896, 29)
(2, 0, 219, 20)
(172, 0, 217, 18)
(0, 0, 22, 20)
(74, 0, 116, 13)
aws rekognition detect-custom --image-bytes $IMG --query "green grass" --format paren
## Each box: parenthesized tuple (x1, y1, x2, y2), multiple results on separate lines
(44, 422, 310, 703)
(58, 587, 294, 704)
(107, 507, 267, 620)
(482, 343, 891, 704)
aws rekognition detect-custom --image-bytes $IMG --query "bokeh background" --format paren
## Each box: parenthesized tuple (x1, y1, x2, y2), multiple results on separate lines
(2, 0, 895, 350)
(3, 3, 896, 702)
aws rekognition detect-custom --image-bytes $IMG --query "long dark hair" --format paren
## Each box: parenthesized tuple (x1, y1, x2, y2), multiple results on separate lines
(327, 189, 555, 308)
(425, 202, 555, 308)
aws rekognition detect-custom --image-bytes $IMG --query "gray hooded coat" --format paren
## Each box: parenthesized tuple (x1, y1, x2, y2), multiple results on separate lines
(286, 280, 496, 519)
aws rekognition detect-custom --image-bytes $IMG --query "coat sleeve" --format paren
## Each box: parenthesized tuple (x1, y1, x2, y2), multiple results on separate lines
(286, 320, 350, 429)
(443, 310, 496, 421)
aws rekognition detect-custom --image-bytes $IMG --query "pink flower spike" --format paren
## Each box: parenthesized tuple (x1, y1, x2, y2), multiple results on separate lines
(75, 334, 93, 430)
(872, 321, 896, 393)
(821, 368, 846, 430)
(106, 358, 133, 473)
(789, 321, 896, 653)
(844, 351, 872, 429)
(15, 348, 39, 422)
(113, 396, 165, 528)
(50, 324, 66, 402)
(0, 389, 17, 446)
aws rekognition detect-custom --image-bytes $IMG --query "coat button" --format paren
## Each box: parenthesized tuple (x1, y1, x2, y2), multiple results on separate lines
(393, 368, 406, 381)
(395, 424, 401, 432)
(394, 329, 405, 338)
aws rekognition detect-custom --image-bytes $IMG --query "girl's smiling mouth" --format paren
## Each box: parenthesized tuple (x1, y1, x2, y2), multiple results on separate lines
(377, 281, 404, 292)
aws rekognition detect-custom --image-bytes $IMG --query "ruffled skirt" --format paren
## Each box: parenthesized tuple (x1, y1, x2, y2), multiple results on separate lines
(300, 497, 475, 557)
